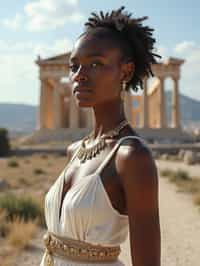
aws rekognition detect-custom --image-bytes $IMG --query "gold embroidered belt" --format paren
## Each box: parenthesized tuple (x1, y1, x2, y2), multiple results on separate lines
(43, 232, 121, 265)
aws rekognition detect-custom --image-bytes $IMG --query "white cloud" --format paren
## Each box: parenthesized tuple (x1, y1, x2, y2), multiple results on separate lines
(173, 41, 200, 100)
(0, 38, 72, 104)
(0, 38, 72, 57)
(2, 0, 84, 32)
(25, 0, 84, 31)
(34, 39, 73, 57)
(147, 42, 200, 100)
(2, 14, 23, 30)
(173, 41, 200, 76)
(156, 45, 169, 61)
(174, 41, 196, 54)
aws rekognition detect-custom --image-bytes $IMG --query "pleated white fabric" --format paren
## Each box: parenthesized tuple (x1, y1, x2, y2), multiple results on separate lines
(40, 136, 144, 265)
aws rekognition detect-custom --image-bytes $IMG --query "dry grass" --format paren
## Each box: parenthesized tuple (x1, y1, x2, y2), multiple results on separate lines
(0, 151, 70, 263)
(0, 217, 38, 266)
(6, 217, 38, 249)
(0, 247, 18, 266)
(0, 153, 69, 196)
(0, 209, 9, 237)
(160, 168, 200, 207)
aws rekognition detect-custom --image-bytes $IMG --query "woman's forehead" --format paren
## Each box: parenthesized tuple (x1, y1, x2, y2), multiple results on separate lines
(70, 32, 121, 60)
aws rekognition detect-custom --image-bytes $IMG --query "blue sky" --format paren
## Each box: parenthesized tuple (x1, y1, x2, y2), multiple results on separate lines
(0, 0, 200, 105)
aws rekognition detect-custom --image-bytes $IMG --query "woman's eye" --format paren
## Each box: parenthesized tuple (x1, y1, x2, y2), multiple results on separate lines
(69, 64, 79, 72)
(90, 62, 101, 68)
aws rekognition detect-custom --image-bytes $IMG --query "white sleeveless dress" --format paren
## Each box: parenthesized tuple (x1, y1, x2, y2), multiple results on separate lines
(40, 136, 143, 266)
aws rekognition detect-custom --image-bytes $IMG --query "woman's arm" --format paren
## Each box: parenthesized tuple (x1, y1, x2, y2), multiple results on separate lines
(116, 140, 161, 266)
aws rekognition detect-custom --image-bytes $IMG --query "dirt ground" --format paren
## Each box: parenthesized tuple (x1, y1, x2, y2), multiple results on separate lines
(1, 156, 200, 265)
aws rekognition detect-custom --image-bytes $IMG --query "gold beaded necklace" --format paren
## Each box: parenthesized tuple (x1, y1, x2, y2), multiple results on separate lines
(77, 119, 128, 163)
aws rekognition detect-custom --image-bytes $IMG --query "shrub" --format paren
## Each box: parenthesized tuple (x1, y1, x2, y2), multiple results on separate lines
(7, 159, 19, 167)
(174, 169, 190, 180)
(0, 128, 10, 157)
(33, 168, 46, 175)
(40, 154, 48, 159)
(0, 193, 45, 226)
(160, 169, 174, 177)
(160, 169, 190, 181)
(17, 177, 30, 186)
(0, 209, 9, 237)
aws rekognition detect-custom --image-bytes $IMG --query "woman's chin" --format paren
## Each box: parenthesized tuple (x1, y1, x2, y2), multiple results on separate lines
(75, 99, 93, 108)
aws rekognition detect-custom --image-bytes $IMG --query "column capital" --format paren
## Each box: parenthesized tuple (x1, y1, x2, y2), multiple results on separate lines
(171, 75, 180, 82)
(40, 77, 49, 83)
(157, 75, 165, 81)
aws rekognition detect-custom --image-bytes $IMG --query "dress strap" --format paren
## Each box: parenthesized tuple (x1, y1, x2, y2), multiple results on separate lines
(62, 141, 83, 174)
(95, 135, 145, 176)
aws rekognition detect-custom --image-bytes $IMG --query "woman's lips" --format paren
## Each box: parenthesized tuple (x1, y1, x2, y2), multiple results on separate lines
(74, 89, 93, 100)
(74, 87, 93, 94)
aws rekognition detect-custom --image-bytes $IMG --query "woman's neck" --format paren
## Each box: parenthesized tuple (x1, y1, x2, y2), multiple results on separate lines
(92, 100, 126, 139)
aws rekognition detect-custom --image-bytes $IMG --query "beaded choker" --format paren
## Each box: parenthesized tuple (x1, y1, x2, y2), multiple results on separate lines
(77, 119, 128, 163)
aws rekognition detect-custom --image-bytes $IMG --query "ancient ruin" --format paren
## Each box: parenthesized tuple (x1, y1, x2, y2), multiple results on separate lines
(36, 53, 186, 141)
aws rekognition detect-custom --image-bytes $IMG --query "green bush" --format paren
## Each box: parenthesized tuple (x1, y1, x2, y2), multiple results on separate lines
(33, 168, 46, 175)
(161, 168, 190, 181)
(173, 170, 190, 181)
(0, 128, 10, 157)
(0, 193, 45, 226)
(7, 159, 19, 167)
(160, 169, 173, 177)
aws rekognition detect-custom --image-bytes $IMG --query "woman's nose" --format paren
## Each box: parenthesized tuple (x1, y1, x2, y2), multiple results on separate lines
(74, 66, 88, 82)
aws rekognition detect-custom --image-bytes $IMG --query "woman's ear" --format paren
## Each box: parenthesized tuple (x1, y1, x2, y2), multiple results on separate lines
(121, 61, 135, 82)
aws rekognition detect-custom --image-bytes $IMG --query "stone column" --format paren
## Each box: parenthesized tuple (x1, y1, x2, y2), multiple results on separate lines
(124, 91, 132, 123)
(69, 96, 79, 128)
(53, 88, 62, 129)
(172, 77, 181, 128)
(158, 76, 167, 128)
(142, 77, 149, 128)
(38, 78, 47, 129)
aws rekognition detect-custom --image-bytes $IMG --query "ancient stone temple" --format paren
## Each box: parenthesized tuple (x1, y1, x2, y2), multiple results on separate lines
(35, 53, 186, 141)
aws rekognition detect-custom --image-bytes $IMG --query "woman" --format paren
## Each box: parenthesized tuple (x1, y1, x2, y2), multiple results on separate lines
(41, 6, 161, 266)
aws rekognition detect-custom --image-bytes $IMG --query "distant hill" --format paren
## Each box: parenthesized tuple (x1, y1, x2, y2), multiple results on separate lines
(165, 92, 200, 125)
(0, 103, 37, 137)
(0, 93, 199, 136)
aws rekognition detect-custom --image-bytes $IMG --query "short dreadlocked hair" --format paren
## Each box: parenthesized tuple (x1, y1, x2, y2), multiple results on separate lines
(82, 6, 161, 92)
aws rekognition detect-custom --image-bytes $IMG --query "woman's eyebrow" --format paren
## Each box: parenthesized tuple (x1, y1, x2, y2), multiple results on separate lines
(86, 53, 106, 58)
(70, 52, 106, 61)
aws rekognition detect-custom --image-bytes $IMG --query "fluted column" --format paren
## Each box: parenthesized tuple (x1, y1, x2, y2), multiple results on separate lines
(124, 91, 132, 123)
(142, 77, 149, 128)
(172, 77, 181, 128)
(39, 78, 47, 129)
(69, 96, 79, 128)
(53, 88, 62, 129)
(158, 76, 167, 128)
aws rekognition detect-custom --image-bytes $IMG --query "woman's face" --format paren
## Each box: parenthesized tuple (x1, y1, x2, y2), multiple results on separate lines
(69, 30, 125, 108)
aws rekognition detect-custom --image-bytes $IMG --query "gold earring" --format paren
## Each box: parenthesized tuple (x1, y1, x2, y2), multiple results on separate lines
(120, 80, 126, 101)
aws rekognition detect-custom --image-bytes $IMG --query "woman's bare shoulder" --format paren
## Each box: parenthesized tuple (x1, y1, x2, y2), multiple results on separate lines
(115, 134, 156, 182)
